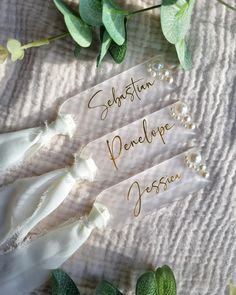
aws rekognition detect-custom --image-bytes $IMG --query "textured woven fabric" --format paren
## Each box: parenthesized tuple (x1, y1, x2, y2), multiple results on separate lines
(0, 1, 235, 294)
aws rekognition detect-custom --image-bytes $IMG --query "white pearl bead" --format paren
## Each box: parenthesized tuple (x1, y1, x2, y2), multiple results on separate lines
(166, 76, 174, 84)
(147, 67, 152, 72)
(152, 63, 164, 71)
(191, 123, 196, 130)
(151, 71, 157, 77)
(188, 123, 196, 130)
(202, 171, 209, 178)
(183, 115, 191, 122)
(175, 102, 188, 115)
(189, 153, 202, 164)
(163, 69, 170, 77)
(199, 164, 206, 171)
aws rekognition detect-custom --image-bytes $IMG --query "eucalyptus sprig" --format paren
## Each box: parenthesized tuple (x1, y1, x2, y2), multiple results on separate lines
(0, 0, 234, 69)
(0, 33, 68, 63)
(51, 265, 177, 295)
(0, 0, 195, 69)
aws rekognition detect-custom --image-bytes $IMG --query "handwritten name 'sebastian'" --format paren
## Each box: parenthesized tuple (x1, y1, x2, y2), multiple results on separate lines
(88, 77, 155, 120)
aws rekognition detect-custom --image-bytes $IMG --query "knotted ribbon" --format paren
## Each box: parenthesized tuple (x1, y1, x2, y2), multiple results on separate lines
(0, 150, 209, 295)
(0, 114, 75, 170)
(0, 202, 110, 295)
(0, 156, 97, 248)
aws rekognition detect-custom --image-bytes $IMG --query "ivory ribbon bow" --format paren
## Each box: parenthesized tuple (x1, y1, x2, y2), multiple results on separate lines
(0, 156, 97, 248)
(0, 114, 75, 170)
(0, 202, 110, 295)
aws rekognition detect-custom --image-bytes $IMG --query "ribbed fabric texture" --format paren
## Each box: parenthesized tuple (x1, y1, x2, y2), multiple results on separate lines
(0, 1, 235, 294)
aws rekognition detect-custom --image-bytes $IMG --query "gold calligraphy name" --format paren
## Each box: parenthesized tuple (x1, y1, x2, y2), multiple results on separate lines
(106, 119, 175, 170)
(127, 174, 181, 217)
(88, 77, 155, 120)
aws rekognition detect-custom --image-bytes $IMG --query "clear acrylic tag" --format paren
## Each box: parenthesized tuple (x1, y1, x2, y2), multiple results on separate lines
(97, 148, 210, 229)
(59, 56, 178, 144)
(0, 149, 209, 295)
(75, 101, 198, 208)
(0, 56, 177, 171)
(0, 101, 196, 250)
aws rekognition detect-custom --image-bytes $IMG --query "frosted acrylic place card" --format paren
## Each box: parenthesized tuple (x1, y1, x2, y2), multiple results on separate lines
(0, 56, 177, 171)
(0, 101, 196, 250)
(0, 149, 209, 295)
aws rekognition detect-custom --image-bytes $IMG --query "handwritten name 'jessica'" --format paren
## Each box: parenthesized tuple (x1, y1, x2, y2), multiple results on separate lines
(127, 174, 181, 217)
(88, 77, 155, 120)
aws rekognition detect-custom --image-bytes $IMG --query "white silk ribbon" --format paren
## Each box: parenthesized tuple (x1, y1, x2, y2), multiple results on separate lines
(0, 156, 97, 248)
(0, 114, 76, 170)
(0, 202, 110, 295)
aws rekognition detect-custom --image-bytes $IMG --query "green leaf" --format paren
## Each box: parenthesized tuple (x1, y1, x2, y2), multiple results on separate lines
(102, 0, 127, 46)
(136, 272, 157, 295)
(97, 28, 112, 66)
(54, 0, 75, 16)
(161, 265, 177, 295)
(155, 268, 165, 295)
(51, 269, 80, 295)
(175, 38, 192, 70)
(54, 0, 92, 47)
(161, 0, 195, 44)
(79, 0, 103, 26)
(155, 266, 176, 295)
(64, 14, 92, 47)
(95, 280, 123, 295)
(0, 46, 9, 64)
(7, 39, 24, 61)
(108, 20, 127, 64)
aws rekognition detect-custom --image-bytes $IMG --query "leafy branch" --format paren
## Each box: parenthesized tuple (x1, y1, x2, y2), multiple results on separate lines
(0, 0, 234, 69)
(51, 264, 177, 295)
(0, 0, 195, 69)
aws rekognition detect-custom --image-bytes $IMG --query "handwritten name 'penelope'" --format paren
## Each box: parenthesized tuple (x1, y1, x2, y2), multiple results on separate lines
(88, 78, 155, 120)
(106, 119, 175, 170)
(127, 174, 181, 217)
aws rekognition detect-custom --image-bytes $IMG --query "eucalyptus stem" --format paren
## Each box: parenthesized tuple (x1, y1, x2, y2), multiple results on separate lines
(21, 32, 69, 50)
(217, 0, 236, 11)
(47, 32, 69, 42)
(129, 4, 162, 16)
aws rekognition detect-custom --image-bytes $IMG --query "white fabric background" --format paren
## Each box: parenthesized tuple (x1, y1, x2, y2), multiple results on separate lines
(0, 0, 235, 294)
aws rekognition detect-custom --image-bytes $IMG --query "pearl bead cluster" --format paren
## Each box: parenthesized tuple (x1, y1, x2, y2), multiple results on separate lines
(170, 102, 196, 130)
(147, 59, 174, 84)
(185, 152, 209, 178)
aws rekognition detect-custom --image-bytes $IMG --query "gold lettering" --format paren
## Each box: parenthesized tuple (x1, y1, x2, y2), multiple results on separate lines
(88, 77, 156, 120)
(127, 181, 142, 217)
(126, 174, 181, 217)
(106, 119, 175, 169)
(106, 136, 122, 170)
